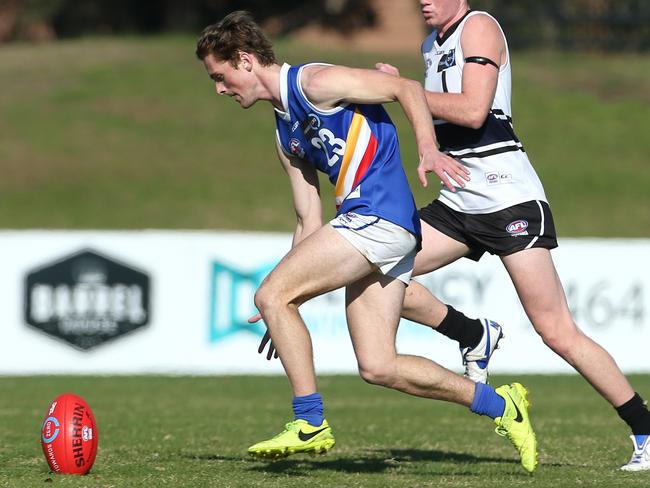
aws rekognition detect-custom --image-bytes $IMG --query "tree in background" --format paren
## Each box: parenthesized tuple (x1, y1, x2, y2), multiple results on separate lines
(0, 0, 377, 41)
(0, 0, 648, 51)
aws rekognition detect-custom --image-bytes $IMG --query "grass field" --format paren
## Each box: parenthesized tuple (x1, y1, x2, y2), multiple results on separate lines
(1, 35, 649, 487)
(0, 36, 649, 235)
(1, 375, 650, 487)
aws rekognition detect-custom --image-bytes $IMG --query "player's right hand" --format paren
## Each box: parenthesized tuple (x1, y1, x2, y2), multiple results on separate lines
(248, 313, 279, 360)
(258, 330, 278, 360)
(418, 150, 470, 191)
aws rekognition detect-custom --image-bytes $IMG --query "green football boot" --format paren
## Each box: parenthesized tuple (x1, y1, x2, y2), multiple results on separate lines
(494, 382, 538, 473)
(248, 419, 335, 459)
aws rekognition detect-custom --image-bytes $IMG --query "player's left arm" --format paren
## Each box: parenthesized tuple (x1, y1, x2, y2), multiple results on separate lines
(424, 14, 505, 129)
(302, 66, 469, 190)
(250, 140, 322, 360)
(274, 137, 323, 247)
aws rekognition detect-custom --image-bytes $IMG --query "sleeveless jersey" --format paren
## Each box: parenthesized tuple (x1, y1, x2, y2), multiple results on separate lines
(274, 63, 420, 237)
(422, 10, 547, 214)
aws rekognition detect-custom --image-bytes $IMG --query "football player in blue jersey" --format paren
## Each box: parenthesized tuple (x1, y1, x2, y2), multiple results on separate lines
(373, 0, 650, 471)
(196, 10, 537, 472)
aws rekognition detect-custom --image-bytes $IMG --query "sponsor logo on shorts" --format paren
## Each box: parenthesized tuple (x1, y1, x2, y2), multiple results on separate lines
(506, 220, 529, 236)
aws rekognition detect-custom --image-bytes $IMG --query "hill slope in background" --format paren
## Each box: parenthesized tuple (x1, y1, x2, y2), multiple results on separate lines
(0, 36, 648, 236)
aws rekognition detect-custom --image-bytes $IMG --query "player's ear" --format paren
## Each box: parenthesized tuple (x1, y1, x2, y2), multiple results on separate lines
(239, 51, 254, 72)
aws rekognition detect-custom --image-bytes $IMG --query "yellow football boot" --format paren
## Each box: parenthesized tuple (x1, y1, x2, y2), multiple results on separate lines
(494, 382, 538, 473)
(248, 419, 335, 459)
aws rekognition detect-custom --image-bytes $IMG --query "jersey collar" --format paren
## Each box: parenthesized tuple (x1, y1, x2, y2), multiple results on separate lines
(436, 9, 472, 46)
(274, 63, 291, 121)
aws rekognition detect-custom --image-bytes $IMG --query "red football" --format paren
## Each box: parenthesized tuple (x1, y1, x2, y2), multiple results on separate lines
(40, 393, 98, 475)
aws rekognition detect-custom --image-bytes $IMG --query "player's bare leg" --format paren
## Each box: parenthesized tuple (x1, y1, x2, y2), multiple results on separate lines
(502, 247, 650, 471)
(403, 222, 504, 383)
(345, 271, 537, 472)
(248, 223, 375, 459)
(412, 219, 470, 277)
(254, 224, 375, 396)
(501, 247, 634, 406)
(346, 271, 474, 404)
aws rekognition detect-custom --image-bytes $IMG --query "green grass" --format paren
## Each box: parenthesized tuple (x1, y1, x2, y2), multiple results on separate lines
(1, 375, 649, 487)
(0, 36, 649, 235)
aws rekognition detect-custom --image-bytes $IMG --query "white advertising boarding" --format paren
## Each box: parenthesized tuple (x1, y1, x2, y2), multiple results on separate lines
(1, 231, 648, 375)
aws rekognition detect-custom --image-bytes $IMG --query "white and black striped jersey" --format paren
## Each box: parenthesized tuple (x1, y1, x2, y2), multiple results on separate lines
(422, 10, 547, 214)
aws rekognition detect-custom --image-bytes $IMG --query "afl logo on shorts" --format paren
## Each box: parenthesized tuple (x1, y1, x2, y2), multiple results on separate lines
(506, 220, 529, 235)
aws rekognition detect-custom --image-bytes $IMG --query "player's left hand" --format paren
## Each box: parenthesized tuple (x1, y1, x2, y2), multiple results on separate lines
(418, 150, 470, 191)
(248, 313, 278, 360)
(375, 62, 400, 77)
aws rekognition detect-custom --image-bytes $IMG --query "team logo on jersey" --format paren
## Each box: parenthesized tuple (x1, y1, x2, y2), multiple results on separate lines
(301, 113, 321, 137)
(437, 49, 456, 72)
(289, 138, 305, 158)
(506, 220, 529, 236)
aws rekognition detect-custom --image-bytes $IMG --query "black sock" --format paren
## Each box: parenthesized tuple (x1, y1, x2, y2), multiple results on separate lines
(615, 392, 650, 435)
(436, 305, 483, 349)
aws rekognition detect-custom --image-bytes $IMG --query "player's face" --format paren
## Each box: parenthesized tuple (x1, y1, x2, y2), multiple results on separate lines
(419, 0, 465, 30)
(203, 54, 255, 109)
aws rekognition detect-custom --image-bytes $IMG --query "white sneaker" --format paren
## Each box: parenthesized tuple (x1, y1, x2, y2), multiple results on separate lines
(621, 435, 650, 471)
(460, 319, 503, 383)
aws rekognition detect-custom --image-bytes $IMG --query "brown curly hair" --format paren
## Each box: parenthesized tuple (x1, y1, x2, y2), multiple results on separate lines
(195, 10, 277, 67)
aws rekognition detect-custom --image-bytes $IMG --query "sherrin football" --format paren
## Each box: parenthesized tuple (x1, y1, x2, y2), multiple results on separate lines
(40, 393, 98, 475)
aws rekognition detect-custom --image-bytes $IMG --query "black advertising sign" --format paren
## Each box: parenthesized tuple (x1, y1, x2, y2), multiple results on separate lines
(24, 249, 151, 350)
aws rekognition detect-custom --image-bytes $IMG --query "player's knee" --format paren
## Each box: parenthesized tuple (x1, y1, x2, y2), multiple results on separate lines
(536, 321, 580, 359)
(254, 283, 299, 322)
(402, 287, 416, 315)
(358, 360, 397, 387)
(253, 284, 282, 317)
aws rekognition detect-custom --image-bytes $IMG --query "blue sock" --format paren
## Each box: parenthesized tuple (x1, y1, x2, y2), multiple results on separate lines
(634, 434, 650, 447)
(292, 392, 324, 426)
(470, 382, 506, 419)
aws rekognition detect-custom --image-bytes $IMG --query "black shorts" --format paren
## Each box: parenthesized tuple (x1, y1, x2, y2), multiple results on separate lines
(419, 199, 558, 261)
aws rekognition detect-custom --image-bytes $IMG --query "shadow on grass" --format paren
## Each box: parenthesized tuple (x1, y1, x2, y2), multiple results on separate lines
(178, 450, 584, 472)
(178, 448, 521, 476)
(179, 453, 243, 462)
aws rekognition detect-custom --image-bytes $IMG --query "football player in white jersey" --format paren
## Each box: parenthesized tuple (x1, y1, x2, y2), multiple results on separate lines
(374, 0, 650, 472)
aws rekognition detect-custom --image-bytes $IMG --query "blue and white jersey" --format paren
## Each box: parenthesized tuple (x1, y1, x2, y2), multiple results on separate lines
(422, 11, 547, 213)
(274, 63, 420, 237)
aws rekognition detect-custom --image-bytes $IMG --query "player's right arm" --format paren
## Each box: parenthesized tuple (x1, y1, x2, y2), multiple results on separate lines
(274, 137, 322, 247)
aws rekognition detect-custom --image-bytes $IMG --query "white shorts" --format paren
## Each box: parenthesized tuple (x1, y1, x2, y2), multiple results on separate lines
(330, 212, 417, 284)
